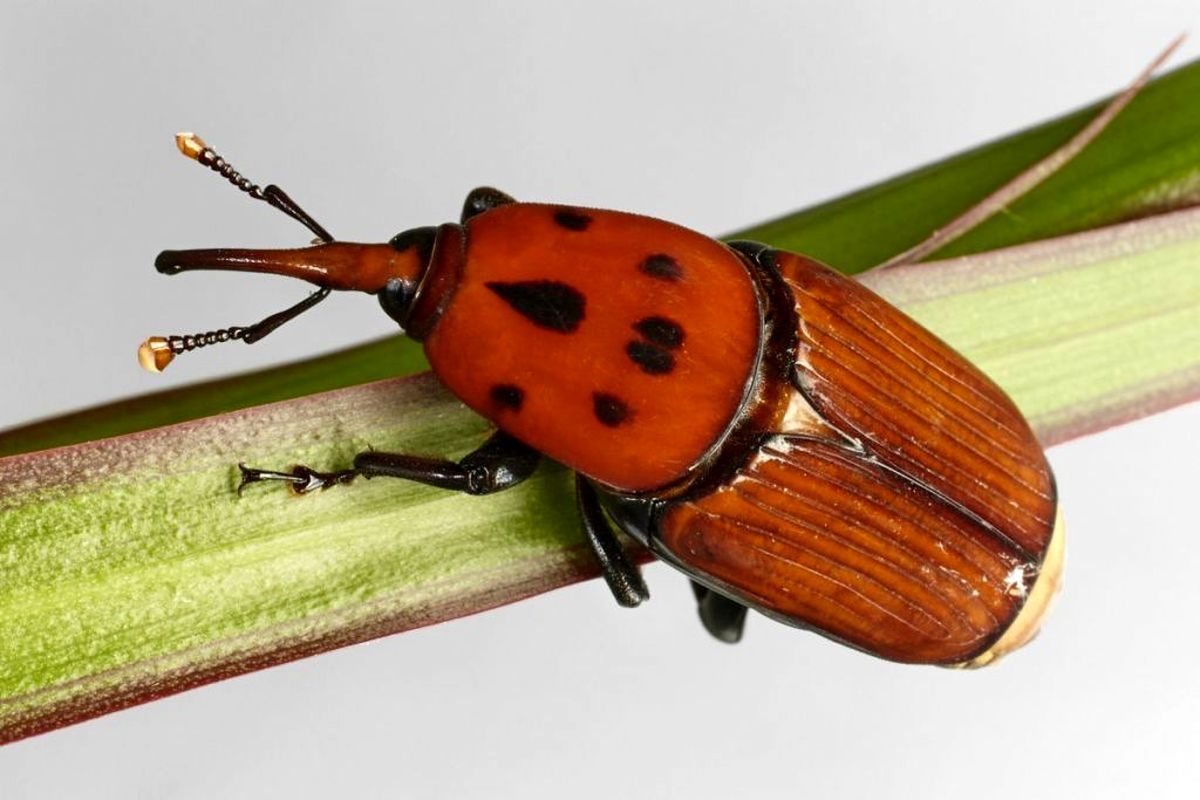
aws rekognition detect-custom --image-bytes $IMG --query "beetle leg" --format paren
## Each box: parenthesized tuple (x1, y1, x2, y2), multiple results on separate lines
(238, 430, 540, 496)
(460, 187, 516, 223)
(575, 476, 649, 608)
(691, 582, 749, 644)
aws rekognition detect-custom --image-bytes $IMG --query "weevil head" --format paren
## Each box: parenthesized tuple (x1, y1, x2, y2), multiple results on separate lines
(143, 226, 440, 372)
(141, 132, 450, 372)
(153, 229, 434, 301)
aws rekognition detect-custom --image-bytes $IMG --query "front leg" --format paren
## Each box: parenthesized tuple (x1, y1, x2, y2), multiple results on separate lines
(238, 430, 540, 496)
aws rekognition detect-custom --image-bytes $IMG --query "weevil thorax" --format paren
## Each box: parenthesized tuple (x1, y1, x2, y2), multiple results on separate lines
(142, 224, 444, 372)
(416, 204, 766, 494)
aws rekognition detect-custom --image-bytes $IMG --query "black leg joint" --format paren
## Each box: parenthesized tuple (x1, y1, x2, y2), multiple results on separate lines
(459, 431, 541, 494)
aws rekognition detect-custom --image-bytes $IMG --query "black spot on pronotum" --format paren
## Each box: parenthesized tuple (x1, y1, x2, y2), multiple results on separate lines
(633, 316, 685, 349)
(640, 254, 682, 281)
(625, 341, 675, 375)
(593, 392, 631, 427)
(553, 208, 592, 231)
(486, 280, 586, 333)
(490, 384, 524, 411)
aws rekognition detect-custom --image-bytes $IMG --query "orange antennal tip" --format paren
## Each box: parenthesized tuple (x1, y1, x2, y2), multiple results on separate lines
(138, 336, 176, 373)
(175, 132, 208, 161)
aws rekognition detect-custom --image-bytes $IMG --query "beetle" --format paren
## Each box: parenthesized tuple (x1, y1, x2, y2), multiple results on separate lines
(142, 133, 1062, 667)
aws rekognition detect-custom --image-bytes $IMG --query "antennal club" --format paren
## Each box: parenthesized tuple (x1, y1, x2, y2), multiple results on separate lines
(138, 328, 246, 374)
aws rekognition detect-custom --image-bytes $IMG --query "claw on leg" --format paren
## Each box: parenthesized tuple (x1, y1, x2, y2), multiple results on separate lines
(237, 463, 356, 495)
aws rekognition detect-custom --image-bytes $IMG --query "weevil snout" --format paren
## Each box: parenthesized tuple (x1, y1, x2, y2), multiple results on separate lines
(152, 243, 423, 293)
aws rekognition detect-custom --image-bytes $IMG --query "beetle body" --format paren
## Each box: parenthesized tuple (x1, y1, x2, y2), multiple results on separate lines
(402, 202, 1059, 665)
(151, 172, 1062, 667)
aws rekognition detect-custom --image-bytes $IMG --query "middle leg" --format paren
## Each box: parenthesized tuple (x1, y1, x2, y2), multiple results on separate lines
(576, 476, 649, 608)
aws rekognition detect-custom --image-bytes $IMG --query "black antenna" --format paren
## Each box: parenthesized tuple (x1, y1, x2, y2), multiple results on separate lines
(140, 134, 339, 372)
(175, 132, 334, 243)
(138, 288, 331, 373)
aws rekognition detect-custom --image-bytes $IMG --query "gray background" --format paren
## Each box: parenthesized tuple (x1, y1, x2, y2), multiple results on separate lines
(3, 2, 1200, 797)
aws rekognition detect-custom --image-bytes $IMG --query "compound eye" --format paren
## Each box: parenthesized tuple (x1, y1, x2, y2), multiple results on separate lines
(378, 277, 418, 326)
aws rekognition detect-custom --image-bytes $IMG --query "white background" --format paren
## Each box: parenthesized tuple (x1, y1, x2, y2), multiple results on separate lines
(2, 2, 1200, 798)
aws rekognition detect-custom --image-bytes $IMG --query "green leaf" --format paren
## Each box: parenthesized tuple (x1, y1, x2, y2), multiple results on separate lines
(6, 60, 1200, 457)
(859, 207, 1200, 443)
(739, 61, 1200, 270)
